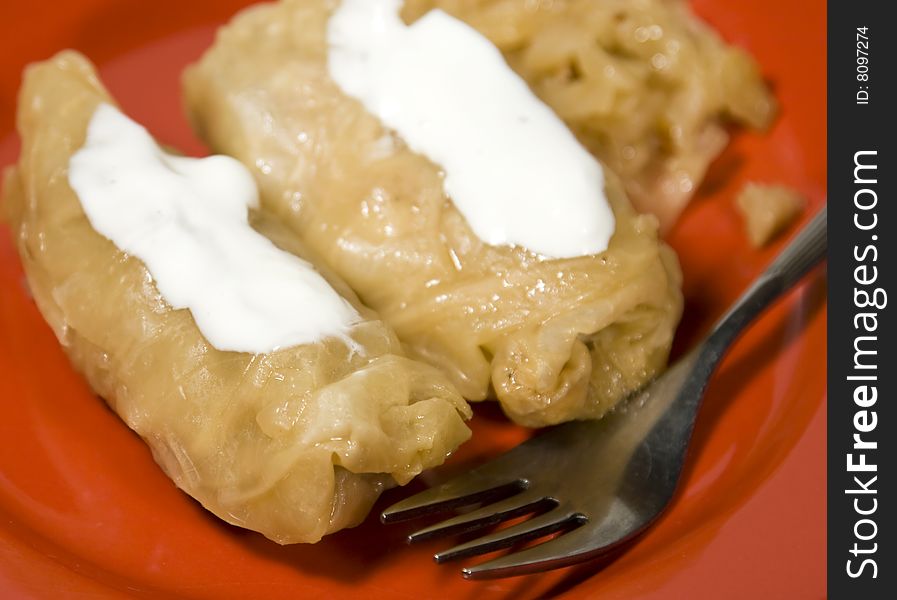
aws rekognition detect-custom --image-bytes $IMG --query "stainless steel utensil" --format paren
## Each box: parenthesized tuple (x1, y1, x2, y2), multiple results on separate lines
(381, 206, 827, 579)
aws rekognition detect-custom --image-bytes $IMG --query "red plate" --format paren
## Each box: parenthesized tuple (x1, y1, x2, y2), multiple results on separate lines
(0, 1, 826, 597)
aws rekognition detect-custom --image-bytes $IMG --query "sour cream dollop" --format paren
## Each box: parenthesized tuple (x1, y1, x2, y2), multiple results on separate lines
(327, 0, 615, 259)
(69, 103, 359, 354)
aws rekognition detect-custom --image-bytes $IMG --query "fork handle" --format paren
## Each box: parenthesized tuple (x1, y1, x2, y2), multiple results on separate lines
(705, 204, 827, 357)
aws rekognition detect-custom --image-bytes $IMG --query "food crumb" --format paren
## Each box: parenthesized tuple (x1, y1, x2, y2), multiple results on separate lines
(735, 183, 805, 247)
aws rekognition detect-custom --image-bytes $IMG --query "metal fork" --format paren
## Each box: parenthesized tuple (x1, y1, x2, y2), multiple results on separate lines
(382, 206, 827, 579)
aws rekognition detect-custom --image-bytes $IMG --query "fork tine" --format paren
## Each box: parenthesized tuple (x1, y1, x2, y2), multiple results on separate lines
(434, 508, 584, 563)
(381, 476, 526, 523)
(461, 497, 645, 579)
(407, 493, 553, 543)
(460, 523, 598, 580)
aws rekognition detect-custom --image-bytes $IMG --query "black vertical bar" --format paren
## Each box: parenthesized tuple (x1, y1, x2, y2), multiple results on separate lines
(828, 1, 895, 597)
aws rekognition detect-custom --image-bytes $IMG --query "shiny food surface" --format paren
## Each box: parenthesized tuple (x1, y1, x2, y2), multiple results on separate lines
(4, 51, 470, 546)
(0, 0, 825, 597)
(71, 103, 359, 354)
(402, 0, 777, 231)
(327, 0, 614, 258)
(185, 0, 682, 427)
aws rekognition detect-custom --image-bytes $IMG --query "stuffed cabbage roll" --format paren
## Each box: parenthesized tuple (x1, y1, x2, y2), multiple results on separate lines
(2, 51, 471, 544)
(184, 0, 683, 427)
(403, 0, 777, 231)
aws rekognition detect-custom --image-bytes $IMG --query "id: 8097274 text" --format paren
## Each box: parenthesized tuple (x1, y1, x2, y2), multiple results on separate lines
(856, 27, 869, 105)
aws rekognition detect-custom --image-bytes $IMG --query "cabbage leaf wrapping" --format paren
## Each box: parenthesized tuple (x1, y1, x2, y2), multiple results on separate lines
(3, 51, 471, 544)
(184, 0, 683, 426)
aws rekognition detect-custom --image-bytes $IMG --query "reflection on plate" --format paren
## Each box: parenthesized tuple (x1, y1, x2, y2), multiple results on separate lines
(0, 0, 825, 597)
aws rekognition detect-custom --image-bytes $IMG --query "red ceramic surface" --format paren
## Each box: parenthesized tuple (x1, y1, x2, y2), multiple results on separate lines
(0, 1, 826, 598)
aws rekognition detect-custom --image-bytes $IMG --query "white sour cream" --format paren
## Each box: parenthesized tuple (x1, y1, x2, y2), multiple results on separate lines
(69, 103, 359, 354)
(327, 0, 615, 259)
